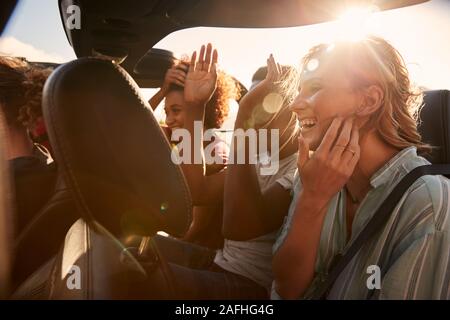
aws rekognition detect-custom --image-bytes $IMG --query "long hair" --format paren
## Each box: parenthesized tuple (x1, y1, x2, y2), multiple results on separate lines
(296, 36, 430, 154)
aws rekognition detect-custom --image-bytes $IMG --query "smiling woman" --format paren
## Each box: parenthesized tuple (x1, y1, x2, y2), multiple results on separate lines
(272, 35, 450, 300)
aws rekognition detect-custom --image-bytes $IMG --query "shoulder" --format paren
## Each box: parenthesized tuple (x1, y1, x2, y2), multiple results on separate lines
(402, 173, 450, 230)
(393, 151, 450, 233)
(393, 173, 450, 251)
(413, 174, 450, 232)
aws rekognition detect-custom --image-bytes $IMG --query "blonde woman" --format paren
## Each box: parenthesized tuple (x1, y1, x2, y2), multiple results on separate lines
(272, 36, 450, 300)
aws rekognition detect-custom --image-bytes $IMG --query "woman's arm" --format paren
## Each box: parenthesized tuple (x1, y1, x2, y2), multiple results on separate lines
(223, 55, 292, 240)
(179, 43, 225, 206)
(148, 88, 167, 111)
(272, 190, 328, 298)
(273, 117, 360, 298)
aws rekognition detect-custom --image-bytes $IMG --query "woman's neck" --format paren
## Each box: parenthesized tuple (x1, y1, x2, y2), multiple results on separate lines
(346, 130, 399, 203)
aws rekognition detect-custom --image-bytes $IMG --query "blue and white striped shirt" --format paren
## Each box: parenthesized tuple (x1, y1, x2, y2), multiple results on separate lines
(272, 147, 450, 299)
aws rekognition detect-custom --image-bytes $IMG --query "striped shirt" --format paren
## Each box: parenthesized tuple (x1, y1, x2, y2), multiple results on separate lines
(272, 147, 450, 299)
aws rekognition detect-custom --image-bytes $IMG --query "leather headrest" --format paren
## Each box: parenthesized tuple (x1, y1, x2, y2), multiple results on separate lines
(418, 90, 450, 164)
(42, 58, 191, 237)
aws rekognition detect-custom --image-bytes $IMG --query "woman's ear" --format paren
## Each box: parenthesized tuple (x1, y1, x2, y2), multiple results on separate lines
(355, 85, 384, 117)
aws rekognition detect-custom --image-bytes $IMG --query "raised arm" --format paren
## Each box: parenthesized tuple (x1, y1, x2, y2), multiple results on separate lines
(179, 43, 225, 206)
(223, 55, 293, 241)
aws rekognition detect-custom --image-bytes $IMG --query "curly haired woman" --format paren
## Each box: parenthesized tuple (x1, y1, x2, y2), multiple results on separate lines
(0, 56, 54, 236)
(149, 56, 241, 246)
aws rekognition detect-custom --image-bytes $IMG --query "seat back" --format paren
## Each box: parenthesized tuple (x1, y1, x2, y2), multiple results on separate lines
(19, 57, 193, 299)
(13, 173, 79, 287)
(42, 58, 192, 237)
(418, 90, 450, 164)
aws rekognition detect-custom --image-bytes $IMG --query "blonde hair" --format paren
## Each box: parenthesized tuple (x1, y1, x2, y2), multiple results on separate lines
(297, 35, 430, 154)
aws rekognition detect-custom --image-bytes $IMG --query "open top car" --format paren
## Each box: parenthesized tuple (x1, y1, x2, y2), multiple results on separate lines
(0, 0, 449, 301)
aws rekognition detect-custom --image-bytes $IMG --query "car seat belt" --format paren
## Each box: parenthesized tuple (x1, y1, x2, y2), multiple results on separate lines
(311, 164, 450, 300)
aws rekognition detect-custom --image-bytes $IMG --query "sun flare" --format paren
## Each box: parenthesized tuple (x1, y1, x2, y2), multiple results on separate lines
(336, 6, 380, 41)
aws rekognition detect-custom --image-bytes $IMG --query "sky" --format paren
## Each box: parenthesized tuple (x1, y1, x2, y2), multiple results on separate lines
(1, 0, 450, 125)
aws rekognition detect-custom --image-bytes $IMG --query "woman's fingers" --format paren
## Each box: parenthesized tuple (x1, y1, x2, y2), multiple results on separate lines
(330, 118, 353, 160)
(166, 69, 186, 86)
(343, 125, 360, 167)
(196, 45, 205, 71)
(266, 54, 280, 81)
(316, 117, 343, 155)
(174, 79, 185, 87)
(210, 48, 218, 74)
(172, 74, 185, 84)
(189, 51, 197, 72)
(189, 44, 217, 73)
(266, 55, 273, 79)
(204, 43, 212, 71)
(169, 68, 186, 78)
(266, 61, 271, 80)
(276, 62, 282, 77)
(347, 146, 360, 170)
(174, 69, 187, 79)
(176, 62, 189, 72)
(298, 134, 310, 169)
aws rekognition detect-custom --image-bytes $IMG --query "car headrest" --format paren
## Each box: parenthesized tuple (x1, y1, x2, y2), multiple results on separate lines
(418, 90, 450, 164)
(42, 58, 192, 237)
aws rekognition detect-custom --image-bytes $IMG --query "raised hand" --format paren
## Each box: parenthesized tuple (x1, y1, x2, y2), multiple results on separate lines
(236, 54, 284, 127)
(264, 53, 283, 86)
(184, 43, 218, 107)
(298, 117, 360, 207)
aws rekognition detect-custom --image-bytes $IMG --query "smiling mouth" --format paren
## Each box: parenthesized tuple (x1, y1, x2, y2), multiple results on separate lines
(300, 118, 318, 130)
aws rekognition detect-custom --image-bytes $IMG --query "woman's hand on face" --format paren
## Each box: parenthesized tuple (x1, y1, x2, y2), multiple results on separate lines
(184, 43, 218, 108)
(161, 62, 188, 93)
(298, 117, 360, 207)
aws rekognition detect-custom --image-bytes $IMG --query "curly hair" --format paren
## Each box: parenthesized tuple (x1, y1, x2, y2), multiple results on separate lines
(204, 70, 241, 130)
(169, 69, 241, 130)
(296, 35, 431, 155)
(0, 57, 51, 131)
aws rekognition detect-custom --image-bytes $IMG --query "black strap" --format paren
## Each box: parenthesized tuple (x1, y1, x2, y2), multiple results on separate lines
(312, 164, 450, 299)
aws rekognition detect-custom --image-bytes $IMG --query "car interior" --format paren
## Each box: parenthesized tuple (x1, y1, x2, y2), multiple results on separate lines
(0, 0, 448, 300)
